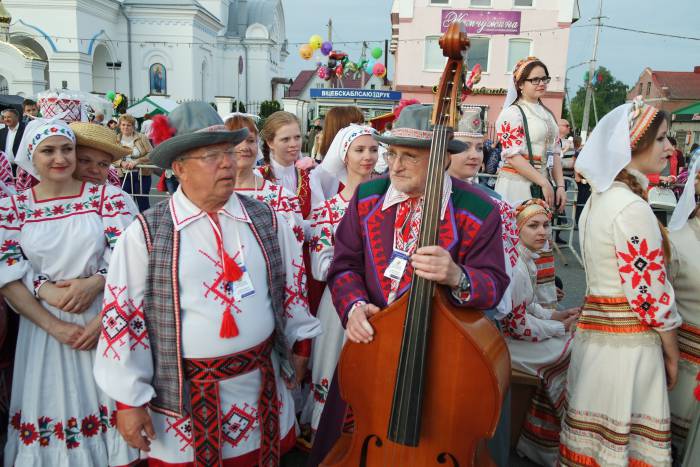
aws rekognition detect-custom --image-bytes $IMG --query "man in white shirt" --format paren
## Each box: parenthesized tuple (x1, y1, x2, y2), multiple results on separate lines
(0, 109, 26, 168)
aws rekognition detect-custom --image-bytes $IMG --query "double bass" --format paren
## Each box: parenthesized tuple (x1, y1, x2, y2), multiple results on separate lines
(321, 23, 511, 467)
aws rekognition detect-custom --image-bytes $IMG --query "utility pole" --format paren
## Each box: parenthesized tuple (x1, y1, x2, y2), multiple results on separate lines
(581, 0, 604, 141)
(564, 77, 577, 136)
(327, 18, 332, 42)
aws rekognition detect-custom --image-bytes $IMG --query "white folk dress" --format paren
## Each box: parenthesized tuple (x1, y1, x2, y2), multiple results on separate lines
(560, 172, 682, 466)
(93, 189, 321, 465)
(668, 216, 700, 458)
(0, 182, 138, 467)
(494, 101, 559, 205)
(300, 192, 350, 433)
(495, 102, 559, 309)
(235, 176, 305, 246)
(500, 243, 574, 467)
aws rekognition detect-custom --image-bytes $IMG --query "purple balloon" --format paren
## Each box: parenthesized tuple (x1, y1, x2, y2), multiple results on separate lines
(321, 41, 333, 56)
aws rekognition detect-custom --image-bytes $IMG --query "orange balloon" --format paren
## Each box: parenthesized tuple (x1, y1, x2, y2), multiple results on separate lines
(299, 44, 313, 60)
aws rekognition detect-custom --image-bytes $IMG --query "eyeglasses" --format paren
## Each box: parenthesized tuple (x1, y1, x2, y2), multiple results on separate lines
(180, 149, 236, 165)
(523, 76, 551, 85)
(383, 151, 423, 166)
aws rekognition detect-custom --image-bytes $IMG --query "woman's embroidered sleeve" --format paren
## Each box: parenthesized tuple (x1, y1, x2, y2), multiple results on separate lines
(97, 185, 138, 275)
(0, 197, 31, 288)
(496, 106, 527, 160)
(274, 211, 321, 346)
(268, 185, 306, 246)
(0, 152, 15, 197)
(93, 221, 155, 408)
(492, 199, 519, 320)
(613, 200, 681, 331)
(309, 199, 342, 282)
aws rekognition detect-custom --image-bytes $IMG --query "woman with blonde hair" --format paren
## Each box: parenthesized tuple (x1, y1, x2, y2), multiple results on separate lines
(1, 117, 137, 466)
(560, 97, 681, 466)
(115, 113, 153, 211)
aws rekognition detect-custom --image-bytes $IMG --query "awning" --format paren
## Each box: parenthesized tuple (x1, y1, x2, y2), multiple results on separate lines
(126, 96, 179, 118)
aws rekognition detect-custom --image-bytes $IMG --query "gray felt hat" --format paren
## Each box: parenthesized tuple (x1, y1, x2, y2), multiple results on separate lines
(149, 101, 249, 169)
(374, 104, 467, 153)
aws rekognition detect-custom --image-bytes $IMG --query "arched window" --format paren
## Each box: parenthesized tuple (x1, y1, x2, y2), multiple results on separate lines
(0, 75, 8, 95)
(149, 63, 166, 95)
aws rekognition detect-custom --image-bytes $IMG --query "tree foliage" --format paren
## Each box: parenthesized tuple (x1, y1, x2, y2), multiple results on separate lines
(563, 66, 628, 133)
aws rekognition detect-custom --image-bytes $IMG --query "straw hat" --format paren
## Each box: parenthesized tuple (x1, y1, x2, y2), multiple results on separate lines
(69, 122, 131, 162)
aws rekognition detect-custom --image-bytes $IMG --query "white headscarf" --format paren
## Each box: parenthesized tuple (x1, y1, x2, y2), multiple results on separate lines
(503, 78, 519, 110)
(15, 116, 76, 181)
(310, 124, 377, 206)
(574, 103, 633, 193)
(668, 153, 700, 231)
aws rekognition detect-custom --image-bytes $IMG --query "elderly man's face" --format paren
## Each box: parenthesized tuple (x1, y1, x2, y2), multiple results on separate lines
(172, 142, 237, 207)
(386, 145, 432, 197)
(2, 112, 18, 128)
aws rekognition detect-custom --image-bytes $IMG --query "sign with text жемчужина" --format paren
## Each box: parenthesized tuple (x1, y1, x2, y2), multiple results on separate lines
(441, 9, 521, 35)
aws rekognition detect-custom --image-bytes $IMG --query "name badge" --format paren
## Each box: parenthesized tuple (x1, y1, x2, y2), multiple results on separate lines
(546, 150, 555, 168)
(232, 263, 256, 301)
(384, 249, 410, 281)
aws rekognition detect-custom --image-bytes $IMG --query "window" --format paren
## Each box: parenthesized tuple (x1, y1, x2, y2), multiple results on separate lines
(429, 0, 449, 4)
(513, 0, 533, 6)
(638, 83, 643, 95)
(646, 82, 651, 96)
(470, 0, 491, 6)
(467, 37, 490, 73)
(424, 36, 446, 71)
(507, 39, 532, 72)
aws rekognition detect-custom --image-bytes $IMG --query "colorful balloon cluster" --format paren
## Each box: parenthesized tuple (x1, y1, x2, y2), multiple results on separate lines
(105, 90, 128, 114)
(299, 34, 387, 81)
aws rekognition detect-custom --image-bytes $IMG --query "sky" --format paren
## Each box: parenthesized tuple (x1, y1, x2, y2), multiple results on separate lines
(282, 0, 700, 94)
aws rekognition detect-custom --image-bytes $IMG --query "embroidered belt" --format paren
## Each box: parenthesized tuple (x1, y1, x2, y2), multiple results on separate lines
(499, 155, 543, 175)
(184, 336, 279, 467)
(577, 295, 652, 334)
(679, 323, 700, 364)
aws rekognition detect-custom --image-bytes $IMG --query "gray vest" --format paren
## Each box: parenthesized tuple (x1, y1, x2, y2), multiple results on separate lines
(136, 194, 293, 417)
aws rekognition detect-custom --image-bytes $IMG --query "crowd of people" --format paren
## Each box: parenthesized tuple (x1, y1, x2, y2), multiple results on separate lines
(0, 54, 697, 467)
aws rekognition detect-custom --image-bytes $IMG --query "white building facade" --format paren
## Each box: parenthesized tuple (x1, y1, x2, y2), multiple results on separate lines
(0, 0, 289, 107)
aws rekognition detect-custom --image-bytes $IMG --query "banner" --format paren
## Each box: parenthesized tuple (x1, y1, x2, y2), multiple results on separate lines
(310, 88, 402, 101)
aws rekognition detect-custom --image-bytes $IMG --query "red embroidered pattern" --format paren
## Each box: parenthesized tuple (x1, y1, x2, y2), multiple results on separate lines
(497, 121, 525, 150)
(221, 403, 258, 447)
(0, 239, 22, 265)
(101, 284, 150, 360)
(165, 414, 193, 452)
(617, 237, 664, 289)
(310, 195, 348, 253)
(10, 405, 116, 449)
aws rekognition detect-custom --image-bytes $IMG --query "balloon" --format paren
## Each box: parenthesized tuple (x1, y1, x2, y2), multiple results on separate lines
(321, 41, 333, 56)
(335, 65, 344, 77)
(364, 59, 376, 74)
(371, 47, 383, 60)
(113, 94, 124, 108)
(106, 91, 116, 102)
(299, 44, 313, 60)
(328, 58, 337, 70)
(372, 62, 386, 78)
(309, 35, 323, 50)
(317, 66, 330, 80)
(347, 62, 358, 73)
(341, 56, 350, 66)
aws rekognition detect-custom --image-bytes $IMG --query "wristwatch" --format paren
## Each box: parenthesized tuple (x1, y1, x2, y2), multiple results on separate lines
(456, 271, 470, 293)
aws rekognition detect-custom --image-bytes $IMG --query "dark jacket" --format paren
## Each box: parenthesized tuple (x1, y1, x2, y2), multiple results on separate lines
(0, 122, 26, 158)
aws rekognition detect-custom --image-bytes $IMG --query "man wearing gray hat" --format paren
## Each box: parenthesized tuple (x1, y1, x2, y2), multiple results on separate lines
(310, 104, 510, 464)
(93, 102, 320, 466)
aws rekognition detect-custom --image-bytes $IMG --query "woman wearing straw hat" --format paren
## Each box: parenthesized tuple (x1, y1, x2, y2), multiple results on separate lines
(666, 154, 700, 462)
(0, 116, 138, 466)
(70, 122, 139, 213)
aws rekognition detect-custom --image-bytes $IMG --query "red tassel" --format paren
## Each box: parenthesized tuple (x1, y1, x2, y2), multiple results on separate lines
(694, 383, 700, 402)
(220, 307, 239, 339)
(223, 253, 243, 282)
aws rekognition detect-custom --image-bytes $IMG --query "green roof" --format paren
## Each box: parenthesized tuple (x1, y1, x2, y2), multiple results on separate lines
(673, 101, 700, 115)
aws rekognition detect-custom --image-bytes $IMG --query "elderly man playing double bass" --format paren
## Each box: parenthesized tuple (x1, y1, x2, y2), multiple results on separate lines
(93, 102, 320, 466)
(310, 104, 510, 464)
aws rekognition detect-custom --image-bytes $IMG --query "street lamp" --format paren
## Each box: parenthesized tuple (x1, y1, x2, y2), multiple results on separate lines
(106, 61, 122, 93)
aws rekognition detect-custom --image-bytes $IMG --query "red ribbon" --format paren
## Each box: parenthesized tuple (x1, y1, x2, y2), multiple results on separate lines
(208, 214, 242, 339)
